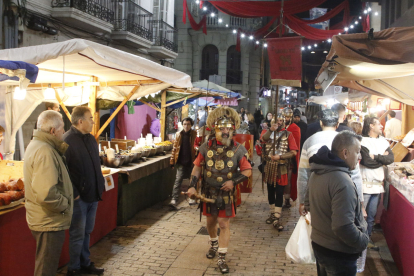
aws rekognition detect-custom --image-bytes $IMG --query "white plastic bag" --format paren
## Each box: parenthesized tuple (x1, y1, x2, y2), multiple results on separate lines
(285, 213, 315, 264)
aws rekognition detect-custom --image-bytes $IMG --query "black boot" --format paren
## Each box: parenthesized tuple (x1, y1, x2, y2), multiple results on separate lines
(66, 270, 81, 276)
(284, 198, 291, 208)
(206, 239, 218, 259)
(81, 262, 104, 275)
(217, 253, 229, 274)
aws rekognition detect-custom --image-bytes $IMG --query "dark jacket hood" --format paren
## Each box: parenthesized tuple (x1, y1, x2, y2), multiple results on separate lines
(309, 146, 350, 175)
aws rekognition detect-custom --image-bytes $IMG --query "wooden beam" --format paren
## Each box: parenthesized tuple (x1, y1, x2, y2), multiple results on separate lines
(94, 85, 140, 139)
(40, 68, 94, 77)
(28, 82, 78, 89)
(88, 76, 99, 138)
(163, 92, 202, 108)
(55, 91, 71, 121)
(160, 90, 167, 141)
(100, 79, 162, 87)
(138, 100, 161, 112)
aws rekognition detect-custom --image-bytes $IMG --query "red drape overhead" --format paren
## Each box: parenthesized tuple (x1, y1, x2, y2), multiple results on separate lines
(183, 0, 207, 34)
(209, 0, 328, 18)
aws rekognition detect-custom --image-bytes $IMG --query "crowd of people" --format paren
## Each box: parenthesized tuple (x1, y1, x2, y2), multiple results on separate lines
(3, 100, 401, 276)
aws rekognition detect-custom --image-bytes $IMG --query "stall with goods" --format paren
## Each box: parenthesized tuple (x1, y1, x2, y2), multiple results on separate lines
(0, 38, 192, 275)
(315, 26, 414, 276)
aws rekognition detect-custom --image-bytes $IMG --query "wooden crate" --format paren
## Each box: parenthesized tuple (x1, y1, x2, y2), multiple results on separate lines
(392, 142, 409, 162)
(0, 160, 24, 182)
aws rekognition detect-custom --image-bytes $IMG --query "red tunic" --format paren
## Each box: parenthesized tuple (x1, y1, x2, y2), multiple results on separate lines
(287, 123, 301, 201)
(193, 141, 252, 218)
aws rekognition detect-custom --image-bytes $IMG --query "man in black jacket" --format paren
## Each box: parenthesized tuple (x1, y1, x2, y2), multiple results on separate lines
(293, 109, 307, 153)
(64, 106, 105, 276)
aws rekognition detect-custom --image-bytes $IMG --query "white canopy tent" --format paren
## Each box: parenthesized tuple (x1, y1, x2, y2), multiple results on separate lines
(0, 39, 193, 156)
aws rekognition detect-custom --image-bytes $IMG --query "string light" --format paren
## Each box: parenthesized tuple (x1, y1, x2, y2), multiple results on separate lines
(256, 41, 259, 45)
(314, 44, 317, 47)
(301, 47, 305, 51)
(368, 7, 372, 12)
(344, 27, 349, 31)
(218, 18, 222, 23)
(195, 0, 199, 3)
(211, 12, 215, 17)
(225, 24, 229, 27)
(375, 12, 378, 16)
(232, 29, 237, 34)
(307, 45, 311, 49)
(338, 33, 341, 35)
(241, 33, 245, 38)
(350, 25, 354, 29)
(327, 38, 332, 42)
(359, 16, 362, 19)
(363, 10, 367, 14)
(249, 35, 254, 40)
(263, 43, 268, 47)
(323, 50, 328, 53)
(311, 51, 315, 54)
(203, 6, 207, 11)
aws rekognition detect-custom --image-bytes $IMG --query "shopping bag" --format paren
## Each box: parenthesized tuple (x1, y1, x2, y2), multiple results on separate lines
(285, 213, 315, 264)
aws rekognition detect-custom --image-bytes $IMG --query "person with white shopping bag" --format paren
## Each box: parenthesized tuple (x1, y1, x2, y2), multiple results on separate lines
(304, 131, 369, 276)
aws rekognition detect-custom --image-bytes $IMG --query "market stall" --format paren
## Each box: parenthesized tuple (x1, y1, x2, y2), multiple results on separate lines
(315, 27, 414, 276)
(0, 39, 194, 275)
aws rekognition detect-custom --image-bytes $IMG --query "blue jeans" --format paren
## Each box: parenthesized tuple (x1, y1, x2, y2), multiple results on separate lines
(172, 164, 192, 200)
(313, 243, 358, 276)
(363, 193, 380, 236)
(68, 198, 99, 270)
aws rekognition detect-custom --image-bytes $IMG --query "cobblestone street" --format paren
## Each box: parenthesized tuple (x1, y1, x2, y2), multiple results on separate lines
(58, 155, 400, 276)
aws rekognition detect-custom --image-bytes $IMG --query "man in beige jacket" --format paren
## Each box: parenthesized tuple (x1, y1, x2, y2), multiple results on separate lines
(24, 110, 74, 276)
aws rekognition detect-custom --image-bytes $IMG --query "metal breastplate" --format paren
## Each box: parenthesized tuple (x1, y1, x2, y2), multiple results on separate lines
(203, 144, 244, 188)
(265, 131, 289, 157)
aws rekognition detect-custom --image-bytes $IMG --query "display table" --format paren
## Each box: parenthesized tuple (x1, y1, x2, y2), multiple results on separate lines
(381, 184, 414, 276)
(116, 154, 176, 225)
(0, 173, 118, 276)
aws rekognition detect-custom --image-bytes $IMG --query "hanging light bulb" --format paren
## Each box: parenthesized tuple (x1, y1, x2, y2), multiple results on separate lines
(327, 38, 332, 43)
(13, 87, 27, 100)
(374, 12, 378, 16)
(241, 33, 245, 38)
(359, 16, 362, 19)
(355, 21, 358, 24)
(225, 24, 229, 27)
(232, 29, 237, 34)
(311, 51, 315, 54)
(338, 33, 342, 35)
(368, 7, 372, 12)
(218, 18, 222, 23)
(44, 84, 55, 100)
(350, 25, 354, 29)
(323, 50, 328, 53)
(195, 0, 200, 3)
(249, 35, 254, 40)
(301, 47, 305, 51)
(256, 41, 259, 45)
(363, 10, 368, 14)
(307, 45, 311, 49)
(344, 27, 349, 31)
(210, 12, 215, 17)
(314, 44, 317, 47)
(203, 6, 207, 11)
(263, 43, 268, 48)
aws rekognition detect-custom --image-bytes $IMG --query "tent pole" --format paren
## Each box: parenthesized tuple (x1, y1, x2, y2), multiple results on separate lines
(88, 76, 99, 139)
(55, 91, 71, 121)
(163, 92, 201, 108)
(160, 89, 167, 141)
(94, 84, 140, 139)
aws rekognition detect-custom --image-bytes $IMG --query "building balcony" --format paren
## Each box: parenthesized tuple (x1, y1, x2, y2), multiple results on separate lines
(147, 20, 178, 59)
(226, 70, 243, 84)
(111, 0, 153, 48)
(51, 0, 114, 33)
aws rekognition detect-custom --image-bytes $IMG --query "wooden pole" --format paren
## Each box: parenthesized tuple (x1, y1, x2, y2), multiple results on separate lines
(88, 76, 99, 138)
(160, 90, 167, 141)
(163, 92, 201, 108)
(55, 90, 71, 121)
(94, 85, 140, 139)
(138, 100, 161, 112)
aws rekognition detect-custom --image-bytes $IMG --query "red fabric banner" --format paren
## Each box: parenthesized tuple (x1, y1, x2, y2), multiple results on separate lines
(266, 37, 302, 86)
(182, 0, 207, 34)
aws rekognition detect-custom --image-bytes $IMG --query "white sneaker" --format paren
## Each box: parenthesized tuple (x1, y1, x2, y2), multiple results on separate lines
(169, 199, 177, 207)
(188, 198, 197, 205)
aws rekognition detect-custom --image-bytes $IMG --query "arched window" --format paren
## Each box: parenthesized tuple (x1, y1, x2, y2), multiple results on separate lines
(226, 46, 242, 84)
(200, 44, 219, 80)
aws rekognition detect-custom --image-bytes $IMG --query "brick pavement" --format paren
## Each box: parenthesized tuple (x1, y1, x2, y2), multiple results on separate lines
(58, 155, 400, 276)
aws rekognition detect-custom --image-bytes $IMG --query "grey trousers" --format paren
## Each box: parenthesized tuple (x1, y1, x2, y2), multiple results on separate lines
(172, 164, 192, 200)
(31, 230, 66, 276)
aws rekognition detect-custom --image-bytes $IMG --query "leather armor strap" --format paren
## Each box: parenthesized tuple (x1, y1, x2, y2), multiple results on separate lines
(189, 175, 198, 189)
(232, 172, 248, 185)
(280, 151, 295, 160)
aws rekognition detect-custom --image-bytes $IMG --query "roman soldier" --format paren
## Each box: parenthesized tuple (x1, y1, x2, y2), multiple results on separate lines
(281, 107, 301, 208)
(187, 107, 252, 274)
(260, 113, 298, 230)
